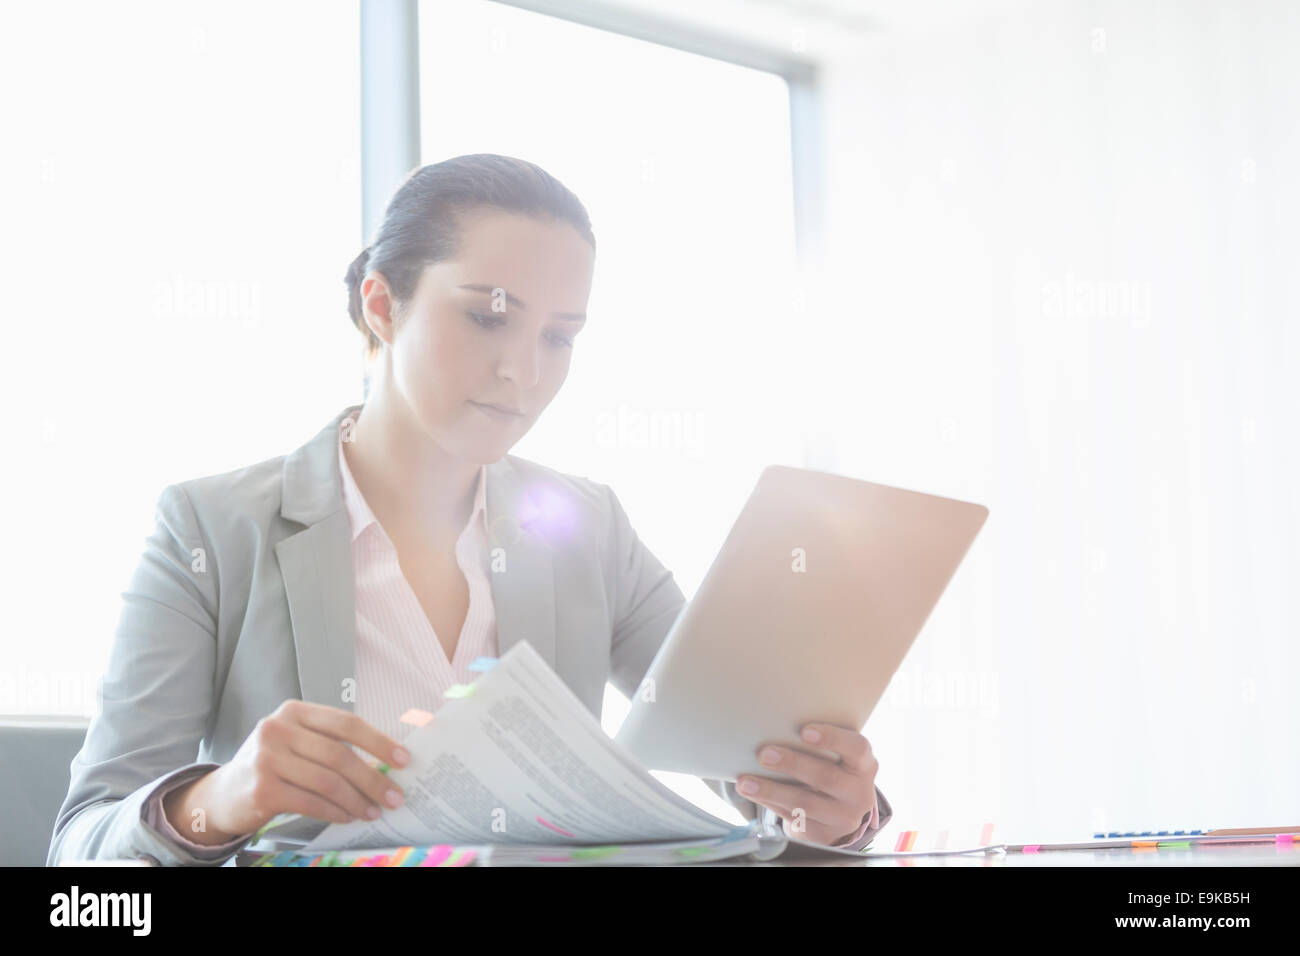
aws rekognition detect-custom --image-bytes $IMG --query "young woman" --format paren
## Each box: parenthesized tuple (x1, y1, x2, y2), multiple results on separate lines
(48, 154, 890, 865)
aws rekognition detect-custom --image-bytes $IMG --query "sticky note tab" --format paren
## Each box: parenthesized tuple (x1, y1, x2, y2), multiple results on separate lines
(253, 811, 300, 841)
(574, 846, 623, 859)
(721, 821, 757, 844)
(468, 657, 497, 672)
(444, 684, 475, 699)
(400, 707, 434, 727)
(390, 847, 414, 866)
(419, 845, 454, 867)
(979, 822, 995, 845)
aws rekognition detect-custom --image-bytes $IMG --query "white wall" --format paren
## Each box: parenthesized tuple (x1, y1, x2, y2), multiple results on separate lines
(808, 0, 1298, 842)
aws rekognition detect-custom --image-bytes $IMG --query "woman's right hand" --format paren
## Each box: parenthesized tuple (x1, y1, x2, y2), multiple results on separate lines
(162, 699, 411, 845)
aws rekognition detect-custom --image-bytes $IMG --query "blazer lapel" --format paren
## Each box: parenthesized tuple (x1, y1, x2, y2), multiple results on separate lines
(275, 404, 361, 711)
(274, 403, 559, 715)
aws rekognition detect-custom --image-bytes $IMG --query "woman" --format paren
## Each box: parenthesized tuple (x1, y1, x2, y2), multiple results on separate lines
(48, 154, 890, 866)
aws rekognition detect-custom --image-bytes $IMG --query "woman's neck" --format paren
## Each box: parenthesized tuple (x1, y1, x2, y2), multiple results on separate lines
(343, 385, 481, 542)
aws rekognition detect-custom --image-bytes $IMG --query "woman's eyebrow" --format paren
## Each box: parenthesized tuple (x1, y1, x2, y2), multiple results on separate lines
(457, 283, 586, 322)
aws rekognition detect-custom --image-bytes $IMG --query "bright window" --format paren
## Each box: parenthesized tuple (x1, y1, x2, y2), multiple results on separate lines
(0, 0, 362, 716)
(419, 0, 802, 819)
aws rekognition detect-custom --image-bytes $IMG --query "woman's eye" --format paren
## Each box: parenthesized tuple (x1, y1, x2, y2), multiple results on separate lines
(469, 310, 572, 348)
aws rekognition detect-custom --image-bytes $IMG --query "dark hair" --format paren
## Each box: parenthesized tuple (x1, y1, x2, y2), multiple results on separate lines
(344, 153, 596, 357)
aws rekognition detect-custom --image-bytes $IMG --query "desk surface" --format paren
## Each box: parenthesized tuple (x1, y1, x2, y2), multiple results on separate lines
(728, 842, 1300, 867)
(227, 841, 1299, 867)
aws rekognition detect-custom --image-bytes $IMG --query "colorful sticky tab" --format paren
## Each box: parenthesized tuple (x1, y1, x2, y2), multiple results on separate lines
(400, 707, 434, 727)
(721, 821, 758, 843)
(253, 811, 301, 841)
(418, 845, 454, 867)
(893, 830, 920, 851)
(573, 846, 623, 859)
(444, 684, 475, 699)
(468, 657, 497, 672)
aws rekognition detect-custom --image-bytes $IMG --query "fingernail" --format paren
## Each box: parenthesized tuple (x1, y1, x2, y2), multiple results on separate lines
(392, 747, 410, 766)
(738, 778, 759, 795)
(366, 804, 382, 819)
(760, 747, 781, 765)
(801, 727, 821, 743)
(385, 789, 403, 808)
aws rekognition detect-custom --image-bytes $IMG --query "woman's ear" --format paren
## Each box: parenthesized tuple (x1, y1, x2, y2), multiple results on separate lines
(360, 270, 399, 348)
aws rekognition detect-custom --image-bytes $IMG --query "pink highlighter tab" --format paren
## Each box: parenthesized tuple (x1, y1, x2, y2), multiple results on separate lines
(400, 707, 434, 727)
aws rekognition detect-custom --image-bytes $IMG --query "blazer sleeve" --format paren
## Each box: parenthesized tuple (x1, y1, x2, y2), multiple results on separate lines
(46, 483, 250, 866)
(600, 482, 894, 850)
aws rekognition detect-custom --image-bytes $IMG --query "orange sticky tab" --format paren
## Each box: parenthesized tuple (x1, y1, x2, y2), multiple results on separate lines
(400, 707, 434, 727)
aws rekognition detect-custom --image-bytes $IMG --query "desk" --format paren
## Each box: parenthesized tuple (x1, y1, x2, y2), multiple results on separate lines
(227, 840, 1298, 867)
(724, 842, 1300, 866)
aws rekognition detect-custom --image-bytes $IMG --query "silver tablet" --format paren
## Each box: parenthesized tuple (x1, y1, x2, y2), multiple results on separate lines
(615, 465, 988, 784)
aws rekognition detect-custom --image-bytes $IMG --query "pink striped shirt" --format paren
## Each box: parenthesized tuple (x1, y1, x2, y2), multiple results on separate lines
(145, 409, 496, 854)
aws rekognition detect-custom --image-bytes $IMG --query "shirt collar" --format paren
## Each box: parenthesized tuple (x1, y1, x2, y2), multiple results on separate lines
(337, 410, 488, 544)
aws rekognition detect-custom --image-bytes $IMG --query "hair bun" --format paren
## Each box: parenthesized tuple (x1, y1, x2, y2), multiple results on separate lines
(345, 247, 373, 339)
(346, 246, 371, 283)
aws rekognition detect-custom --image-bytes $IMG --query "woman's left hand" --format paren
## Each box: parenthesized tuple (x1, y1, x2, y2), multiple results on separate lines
(736, 723, 879, 847)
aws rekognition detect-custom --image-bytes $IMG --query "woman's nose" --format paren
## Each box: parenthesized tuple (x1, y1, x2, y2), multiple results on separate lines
(495, 333, 541, 389)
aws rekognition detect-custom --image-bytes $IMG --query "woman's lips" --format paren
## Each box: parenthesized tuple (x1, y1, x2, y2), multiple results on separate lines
(470, 400, 525, 420)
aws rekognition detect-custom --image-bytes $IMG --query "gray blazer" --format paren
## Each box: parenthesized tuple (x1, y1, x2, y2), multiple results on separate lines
(48, 402, 890, 865)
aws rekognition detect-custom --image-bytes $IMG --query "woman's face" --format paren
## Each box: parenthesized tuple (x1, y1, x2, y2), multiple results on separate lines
(369, 208, 595, 462)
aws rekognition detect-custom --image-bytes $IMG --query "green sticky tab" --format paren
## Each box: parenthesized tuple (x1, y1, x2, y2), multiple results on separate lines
(444, 684, 475, 698)
(572, 846, 622, 859)
(676, 846, 711, 857)
(376, 763, 390, 774)
(253, 811, 300, 841)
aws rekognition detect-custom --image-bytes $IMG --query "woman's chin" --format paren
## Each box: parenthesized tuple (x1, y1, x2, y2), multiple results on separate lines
(464, 431, 521, 463)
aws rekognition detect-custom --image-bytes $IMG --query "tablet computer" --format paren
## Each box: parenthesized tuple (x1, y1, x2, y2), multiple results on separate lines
(615, 465, 988, 784)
